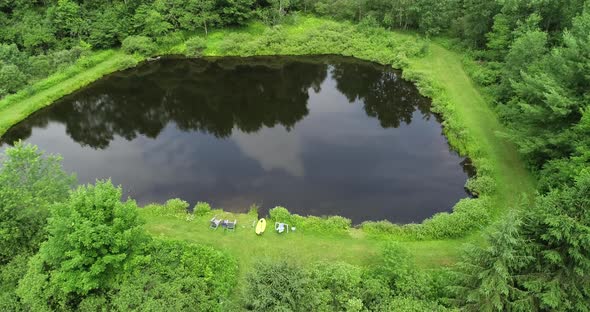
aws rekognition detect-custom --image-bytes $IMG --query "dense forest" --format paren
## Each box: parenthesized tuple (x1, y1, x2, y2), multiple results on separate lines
(1, 0, 589, 311)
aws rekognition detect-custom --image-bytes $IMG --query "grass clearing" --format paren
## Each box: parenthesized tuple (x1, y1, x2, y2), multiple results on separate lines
(139, 208, 468, 284)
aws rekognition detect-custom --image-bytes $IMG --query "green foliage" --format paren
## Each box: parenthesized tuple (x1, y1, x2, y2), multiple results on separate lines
(465, 175, 496, 196)
(268, 206, 351, 233)
(0, 253, 29, 311)
(133, 4, 172, 38)
(165, 198, 190, 212)
(450, 216, 533, 311)
(0, 43, 88, 98)
(362, 197, 491, 239)
(519, 170, 590, 310)
(485, 14, 512, 61)
(383, 297, 450, 312)
(244, 258, 447, 311)
(453, 171, 590, 311)
(87, 5, 128, 49)
(0, 142, 75, 264)
(194, 201, 212, 216)
(247, 204, 259, 218)
(185, 36, 207, 57)
(17, 180, 148, 310)
(268, 206, 293, 223)
(420, 197, 491, 239)
(144, 198, 190, 217)
(244, 260, 317, 311)
(376, 242, 438, 301)
(0, 150, 237, 311)
(47, 0, 84, 40)
(456, 0, 499, 48)
(219, 0, 255, 25)
(110, 239, 237, 312)
(217, 32, 255, 54)
(0, 64, 27, 96)
(122, 35, 156, 56)
(115, 55, 139, 70)
(308, 262, 366, 311)
(496, 10, 590, 172)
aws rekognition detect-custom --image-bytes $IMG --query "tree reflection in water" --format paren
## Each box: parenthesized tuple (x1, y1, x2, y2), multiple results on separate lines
(2, 56, 431, 148)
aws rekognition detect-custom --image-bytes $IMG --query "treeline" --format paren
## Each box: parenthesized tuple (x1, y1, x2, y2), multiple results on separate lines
(3, 0, 581, 98)
(448, 0, 589, 189)
(442, 1, 590, 310)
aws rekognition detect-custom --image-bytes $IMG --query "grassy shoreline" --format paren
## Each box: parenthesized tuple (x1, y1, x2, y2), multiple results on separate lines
(0, 17, 535, 267)
(0, 50, 143, 136)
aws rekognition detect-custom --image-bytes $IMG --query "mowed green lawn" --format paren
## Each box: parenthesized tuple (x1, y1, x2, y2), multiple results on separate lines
(140, 210, 469, 275)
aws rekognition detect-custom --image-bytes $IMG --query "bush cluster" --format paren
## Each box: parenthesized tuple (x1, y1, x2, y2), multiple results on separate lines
(243, 243, 450, 311)
(143, 198, 189, 217)
(194, 201, 212, 216)
(211, 20, 429, 69)
(269, 207, 352, 233)
(0, 43, 89, 98)
(185, 37, 207, 57)
(122, 36, 156, 56)
(362, 197, 491, 239)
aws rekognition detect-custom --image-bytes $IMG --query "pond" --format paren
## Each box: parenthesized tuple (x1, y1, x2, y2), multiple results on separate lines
(0, 56, 472, 224)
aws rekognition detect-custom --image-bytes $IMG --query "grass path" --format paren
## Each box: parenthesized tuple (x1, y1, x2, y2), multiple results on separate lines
(409, 44, 536, 214)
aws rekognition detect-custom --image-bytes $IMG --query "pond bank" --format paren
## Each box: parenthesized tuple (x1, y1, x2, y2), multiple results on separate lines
(0, 16, 535, 266)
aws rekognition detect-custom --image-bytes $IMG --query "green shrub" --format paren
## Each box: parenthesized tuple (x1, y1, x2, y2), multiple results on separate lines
(156, 32, 185, 51)
(122, 36, 156, 56)
(0, 64, 27, 95)
(258, 26, 287, 50)
(27, 55, 51, 79)
(244, 261, 316, 311)
(419, 197, 491, 239)
(269, 206, 293, 223)
(361, 220, 404, 236)
(418, 40, 430, 56)
(303, 215, 351, 232)
(165, 198, 189, 213)
(308, 262, 364, 310)
(143, 198, 189, 217)
(269, 207, 351, 233)
(218, 33, 254, 55)
(247, 204, 259, 218)
(193, 201, 211, 216)
(185, 36, 207, 57)
(362, 198, 491, 240)
(465, 175, 496, 196)
(115, 55, 138, 70)
(111, 239, 238, 311)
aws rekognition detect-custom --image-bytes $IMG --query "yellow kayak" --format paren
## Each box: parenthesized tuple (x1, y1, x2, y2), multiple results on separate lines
(255, 218, 267, 235)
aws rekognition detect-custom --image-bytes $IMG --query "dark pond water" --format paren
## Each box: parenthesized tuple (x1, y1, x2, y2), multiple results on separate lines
(1, 56, 472, 224)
